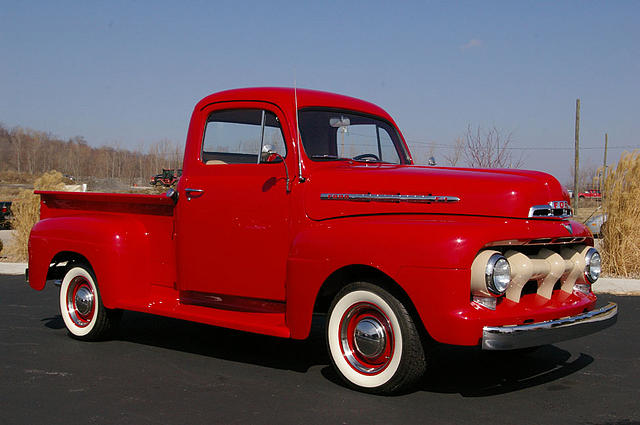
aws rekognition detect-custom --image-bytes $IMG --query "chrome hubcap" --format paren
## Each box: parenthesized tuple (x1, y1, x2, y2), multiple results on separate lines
(66, 276, 95, 327)
(75, 286, 94, 316)
(354, 318, 386, 358)
(339, 302, 394, 374)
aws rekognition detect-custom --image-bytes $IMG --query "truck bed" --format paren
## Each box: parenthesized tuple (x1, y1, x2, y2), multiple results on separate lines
(29, 191, 177, 302)
(36, 191, 175, 219)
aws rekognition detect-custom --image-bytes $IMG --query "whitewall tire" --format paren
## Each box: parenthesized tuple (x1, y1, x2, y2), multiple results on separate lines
(326, 282, 426, 394)
(59, 265, 119, 340)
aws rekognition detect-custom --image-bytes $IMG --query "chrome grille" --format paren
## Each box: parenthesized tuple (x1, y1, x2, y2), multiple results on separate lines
(471, 244, 592, 303)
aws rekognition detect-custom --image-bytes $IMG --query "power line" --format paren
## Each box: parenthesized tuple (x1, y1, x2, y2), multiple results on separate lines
(405, 140, 638, 151)
(337, 130, 638, 151)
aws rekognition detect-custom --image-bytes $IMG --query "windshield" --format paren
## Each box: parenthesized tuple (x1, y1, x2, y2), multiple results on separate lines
(299, 109, 409, 164)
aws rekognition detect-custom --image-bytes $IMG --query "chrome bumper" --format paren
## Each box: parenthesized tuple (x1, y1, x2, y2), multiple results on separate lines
(482, 302, 618, 350)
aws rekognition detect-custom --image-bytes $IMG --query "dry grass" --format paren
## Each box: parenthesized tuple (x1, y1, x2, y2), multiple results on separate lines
(0, 170, 36, 184)
(0, 186, 27, 202)
(601, 150, 640, 278)
(574, 201, 601, 223)
(0, 171, 36, 202)
(5, 171, 65, 261)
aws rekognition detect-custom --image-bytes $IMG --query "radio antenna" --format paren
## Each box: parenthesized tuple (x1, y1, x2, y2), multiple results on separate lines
(294, 77, 306, 183)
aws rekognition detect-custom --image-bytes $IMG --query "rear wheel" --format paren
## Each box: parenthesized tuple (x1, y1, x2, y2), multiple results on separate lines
(59, 265, 120, 340)
(326, 282, 426, 394)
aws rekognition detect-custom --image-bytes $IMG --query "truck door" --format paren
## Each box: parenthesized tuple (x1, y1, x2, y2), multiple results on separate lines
(176, 102, 292, 304)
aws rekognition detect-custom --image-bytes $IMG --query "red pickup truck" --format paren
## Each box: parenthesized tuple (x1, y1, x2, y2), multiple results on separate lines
(578, 189, 602, 200)
(27, 87, 617, 394)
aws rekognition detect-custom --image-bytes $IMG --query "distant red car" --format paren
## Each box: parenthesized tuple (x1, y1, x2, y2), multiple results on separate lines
(579, 189, 602, 200)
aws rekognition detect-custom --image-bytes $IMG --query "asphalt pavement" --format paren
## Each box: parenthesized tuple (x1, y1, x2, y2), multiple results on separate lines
(1, 274, 639, 425)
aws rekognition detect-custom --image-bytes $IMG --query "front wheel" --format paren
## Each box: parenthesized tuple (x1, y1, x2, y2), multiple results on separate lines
(59, 265, 120, 340)
(326, 282, 426, 394)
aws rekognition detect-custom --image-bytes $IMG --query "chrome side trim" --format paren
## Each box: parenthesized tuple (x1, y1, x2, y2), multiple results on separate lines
(320, 193, 460, 203)
(482, 302, 618, 350)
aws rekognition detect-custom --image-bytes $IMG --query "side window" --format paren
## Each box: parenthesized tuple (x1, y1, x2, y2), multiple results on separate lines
(261, 112, 286, 162)
(202, 109, 286, 165)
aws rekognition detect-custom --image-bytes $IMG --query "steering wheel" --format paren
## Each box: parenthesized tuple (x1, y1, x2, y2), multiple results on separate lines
(353, 153, 380, 162)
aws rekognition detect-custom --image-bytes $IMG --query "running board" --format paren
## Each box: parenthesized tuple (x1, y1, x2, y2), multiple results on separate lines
(179, 290, 286, 314)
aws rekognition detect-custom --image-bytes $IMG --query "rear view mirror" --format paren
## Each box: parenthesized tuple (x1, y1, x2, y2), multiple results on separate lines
(329, 116, 350, 128)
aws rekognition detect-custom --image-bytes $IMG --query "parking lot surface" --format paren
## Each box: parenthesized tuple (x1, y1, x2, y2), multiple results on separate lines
(1, 274, 639, 425)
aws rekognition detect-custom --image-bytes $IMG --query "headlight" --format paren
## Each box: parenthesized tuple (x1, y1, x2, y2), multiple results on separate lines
(485, 254, 511, 295)
(584, 248, 601, 283)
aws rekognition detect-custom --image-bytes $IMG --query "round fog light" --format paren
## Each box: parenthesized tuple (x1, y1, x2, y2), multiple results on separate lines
(485, 254, 511, 295)
(585, 248, 601, 283)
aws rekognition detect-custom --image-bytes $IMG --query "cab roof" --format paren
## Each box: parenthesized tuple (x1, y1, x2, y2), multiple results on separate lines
(194, 87, 394, 122)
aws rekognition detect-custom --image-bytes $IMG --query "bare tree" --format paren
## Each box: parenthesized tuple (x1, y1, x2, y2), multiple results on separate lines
(0, 123, 182, 187)
(443, 137, 464, 166)
(462, 125, 522, 168)
(418, 142, 437, 165)
(567, 163, 598, 192)
(10, 127, 26, 173)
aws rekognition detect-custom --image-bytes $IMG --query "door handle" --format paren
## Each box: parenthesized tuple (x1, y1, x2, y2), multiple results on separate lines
(185, 188, 204, 201)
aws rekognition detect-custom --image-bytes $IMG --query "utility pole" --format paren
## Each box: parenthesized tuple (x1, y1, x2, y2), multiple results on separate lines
(603, 133, 608, 192)
(573, 99, 580, 216)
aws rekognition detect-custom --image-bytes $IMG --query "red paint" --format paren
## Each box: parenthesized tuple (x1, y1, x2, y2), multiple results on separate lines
(28, 87, 602, 347)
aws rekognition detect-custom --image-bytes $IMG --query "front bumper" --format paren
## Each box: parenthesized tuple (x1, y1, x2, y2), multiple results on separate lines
(482, 302, 618, 350)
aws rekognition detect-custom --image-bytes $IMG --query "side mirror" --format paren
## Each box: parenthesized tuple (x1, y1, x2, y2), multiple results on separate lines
(267, 152, 290, 193)
(166, 188, 178, 203)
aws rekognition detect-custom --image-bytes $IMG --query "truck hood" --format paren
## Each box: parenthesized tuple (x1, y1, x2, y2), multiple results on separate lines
(304, 164, 569, 221)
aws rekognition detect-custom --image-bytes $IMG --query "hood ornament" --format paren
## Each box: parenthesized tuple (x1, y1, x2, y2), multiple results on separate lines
(562, 223, 573, 234)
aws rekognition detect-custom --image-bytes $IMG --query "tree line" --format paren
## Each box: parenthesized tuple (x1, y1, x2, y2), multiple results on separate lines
(0, 124, 183, 184)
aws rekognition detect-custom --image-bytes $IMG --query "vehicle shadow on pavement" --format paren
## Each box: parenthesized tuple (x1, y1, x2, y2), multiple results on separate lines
(41, 310, 593, 397)
(42, 315, 65, 329)
(319, 344, 593, 396)
(418, 344, 594, 397)
(113, 311, 330, 373)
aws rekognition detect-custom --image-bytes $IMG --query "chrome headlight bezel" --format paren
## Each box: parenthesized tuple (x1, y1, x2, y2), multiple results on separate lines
(584, 247, 601, 283)
(485, 254, 511, 295)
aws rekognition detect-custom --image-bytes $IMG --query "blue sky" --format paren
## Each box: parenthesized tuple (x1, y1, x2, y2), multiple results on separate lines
(1, 1, 638, 182)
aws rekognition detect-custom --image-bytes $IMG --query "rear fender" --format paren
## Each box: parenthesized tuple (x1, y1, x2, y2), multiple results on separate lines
(28, 215, 157, 309)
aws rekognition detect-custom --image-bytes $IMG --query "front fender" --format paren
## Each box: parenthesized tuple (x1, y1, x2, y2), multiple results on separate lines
(286, 215, 479, 339)
(285, 214, 592, 340)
